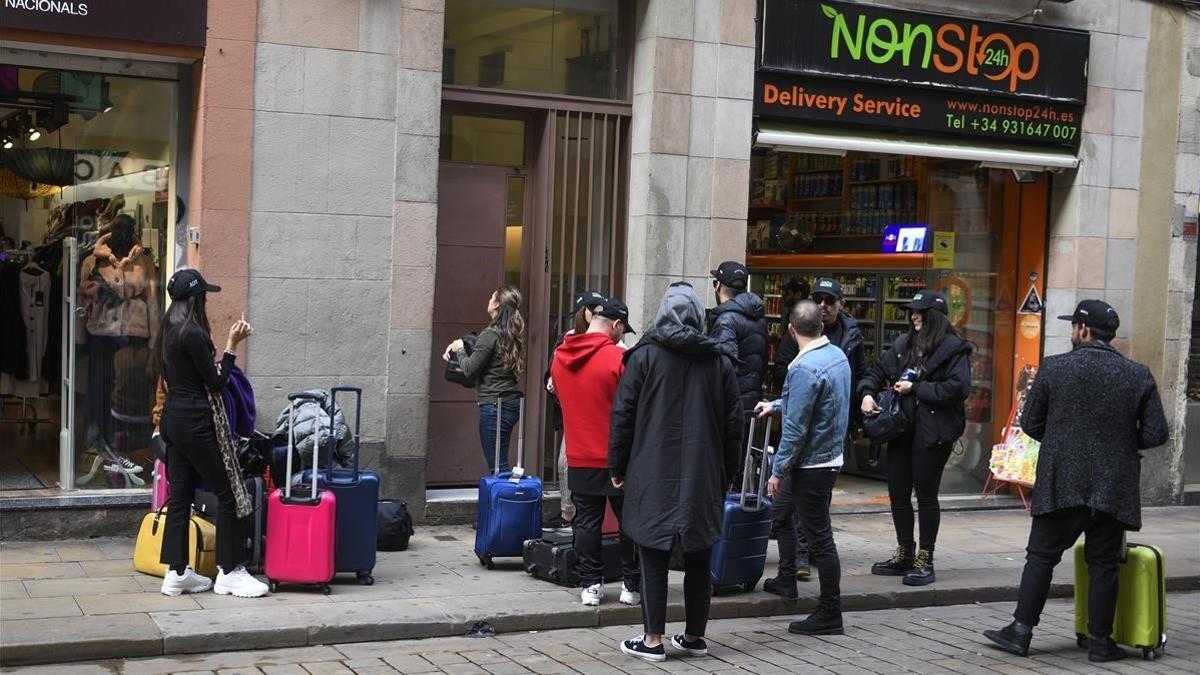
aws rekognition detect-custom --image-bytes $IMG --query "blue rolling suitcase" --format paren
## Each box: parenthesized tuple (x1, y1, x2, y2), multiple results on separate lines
(474, 395, 543, 568)
(302, 387, 380, 585)
(710, 415, 774, 595)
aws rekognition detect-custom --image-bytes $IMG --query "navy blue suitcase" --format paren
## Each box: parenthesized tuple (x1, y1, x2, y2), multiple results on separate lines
(710, 415, 774, 594)
(474, 396, 543, 568)
(301, 387, 380, 585)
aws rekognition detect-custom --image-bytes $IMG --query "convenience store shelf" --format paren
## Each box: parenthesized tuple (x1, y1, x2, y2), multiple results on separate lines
(790, 196, 843, 203)
(847, 177, 918, 186)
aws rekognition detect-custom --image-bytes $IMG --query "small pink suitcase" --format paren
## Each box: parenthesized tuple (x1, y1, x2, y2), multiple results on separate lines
(264, 393, 336, 594)
(151, 458, 169, 511)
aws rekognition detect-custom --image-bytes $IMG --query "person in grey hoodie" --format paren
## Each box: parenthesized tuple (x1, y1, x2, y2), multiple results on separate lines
(610, 282, 743, 663)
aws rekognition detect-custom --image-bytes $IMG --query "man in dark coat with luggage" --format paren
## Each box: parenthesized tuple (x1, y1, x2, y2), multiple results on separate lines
(610, 282, 743, 663)
(766, 277, 866, 595)
(983, 300, 1168, 663)
(707, 261, 769, 416)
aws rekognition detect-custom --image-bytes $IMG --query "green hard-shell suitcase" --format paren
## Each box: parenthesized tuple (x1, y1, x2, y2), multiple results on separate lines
(1073, 540, 1167, 660)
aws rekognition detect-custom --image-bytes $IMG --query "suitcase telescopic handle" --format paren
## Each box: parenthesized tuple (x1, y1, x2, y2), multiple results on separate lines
(329, 387, 363, 476)
(493, 393, 525, 476)
(741, 414, 773, 512)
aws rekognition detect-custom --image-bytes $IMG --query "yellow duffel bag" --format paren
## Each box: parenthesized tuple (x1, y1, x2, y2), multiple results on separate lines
(134, 507, 217, 578)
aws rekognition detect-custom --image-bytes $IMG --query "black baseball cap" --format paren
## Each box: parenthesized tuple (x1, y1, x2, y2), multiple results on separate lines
(1058, 299, 1120, 331)
(710, 261, 749, 289)
(903, 289, 949, 315)
(812, 278, 844, 300)
(167, 268, 221, 300)
(573, 290, 607, 314)
(597, 298, 636, 334)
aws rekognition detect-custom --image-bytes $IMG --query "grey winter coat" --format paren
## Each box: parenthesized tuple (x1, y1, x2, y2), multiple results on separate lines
(707, 291, 769, 414)
(1022, 341, 1169, 530)
(274, 389, 353, 467)
(609, 284, 743, 553)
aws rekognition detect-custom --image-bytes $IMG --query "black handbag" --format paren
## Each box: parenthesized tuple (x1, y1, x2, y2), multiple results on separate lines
(444, 332, 477, 388)
(862, 389, 911, 444)
(377, 499, 415, 551)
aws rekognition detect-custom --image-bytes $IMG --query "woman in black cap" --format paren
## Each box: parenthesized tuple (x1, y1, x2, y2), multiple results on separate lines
(152, 268, 267, 598)
(858, 289, 972, 586)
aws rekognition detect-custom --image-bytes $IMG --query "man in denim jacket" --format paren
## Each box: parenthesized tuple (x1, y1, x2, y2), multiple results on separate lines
(755, 300, 851, 636)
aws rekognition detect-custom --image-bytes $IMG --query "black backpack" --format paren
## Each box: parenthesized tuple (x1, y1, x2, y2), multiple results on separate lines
(861, 389, 911, 444)
(377, 499, 415, 551)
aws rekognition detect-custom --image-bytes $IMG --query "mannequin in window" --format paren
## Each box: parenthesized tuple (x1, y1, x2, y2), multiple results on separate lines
(77, 213, 160, 485)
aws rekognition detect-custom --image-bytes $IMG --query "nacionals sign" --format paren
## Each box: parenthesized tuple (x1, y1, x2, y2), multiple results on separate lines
(759, 0, 1089, 106)
(5, 0, 88, 15)
(820, 3, 1039, 94)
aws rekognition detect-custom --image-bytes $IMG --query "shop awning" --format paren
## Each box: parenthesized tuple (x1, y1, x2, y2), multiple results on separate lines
(754, 123, 1080, 173)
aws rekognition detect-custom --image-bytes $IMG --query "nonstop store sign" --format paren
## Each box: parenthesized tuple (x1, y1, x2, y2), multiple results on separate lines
(1, 0, 206, 47)
(756, 0, 1089, 147)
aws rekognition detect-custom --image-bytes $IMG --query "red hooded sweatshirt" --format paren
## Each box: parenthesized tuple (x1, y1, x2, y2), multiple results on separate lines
(550, 331, 625, 469)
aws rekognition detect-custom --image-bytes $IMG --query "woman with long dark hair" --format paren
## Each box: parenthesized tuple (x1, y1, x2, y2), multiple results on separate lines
(858, 290, 972, 586)
(443, 284, 526, 474)
(153, 268, 267, 598)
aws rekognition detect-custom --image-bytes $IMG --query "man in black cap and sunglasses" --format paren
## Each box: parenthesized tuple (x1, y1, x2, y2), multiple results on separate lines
(983, 299, 1168, 663)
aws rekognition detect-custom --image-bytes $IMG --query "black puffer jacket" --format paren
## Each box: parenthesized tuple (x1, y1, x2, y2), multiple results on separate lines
(1022, 342, 1168, 530)
(610, 285, 743, 553)
(858, 332, 973, 449)
(707, 291, 769, 413)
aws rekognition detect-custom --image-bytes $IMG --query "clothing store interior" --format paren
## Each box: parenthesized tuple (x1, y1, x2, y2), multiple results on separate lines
(747, 148, 1016, 509)
(1, 63, 177, 493)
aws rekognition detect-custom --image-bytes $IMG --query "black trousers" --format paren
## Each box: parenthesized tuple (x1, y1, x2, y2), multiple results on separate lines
(793, 466, 842, 610)
(639, 544, 712, 637)
(771, 472, 810, 576)
(571, 492, 640, 589)
(1014, 506, 1124, 638)
(886, 433, 953, 551)
(159, 397, 245, 573)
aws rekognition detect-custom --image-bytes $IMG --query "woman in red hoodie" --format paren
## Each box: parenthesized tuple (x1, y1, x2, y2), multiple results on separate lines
(550, 299, 640, 607)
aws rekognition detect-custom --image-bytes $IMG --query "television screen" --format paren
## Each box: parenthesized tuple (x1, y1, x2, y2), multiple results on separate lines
(882, 225, 931, 253)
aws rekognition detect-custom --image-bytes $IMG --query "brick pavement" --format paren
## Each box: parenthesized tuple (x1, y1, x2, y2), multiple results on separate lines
(3, 593, 1196, 674)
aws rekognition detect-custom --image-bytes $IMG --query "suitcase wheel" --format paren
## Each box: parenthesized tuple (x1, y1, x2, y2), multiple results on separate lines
(745, 576, 760, 593)
(1075, 634, 1088, 649)
(479, 554, 494, 569)
(321, 584, 332, 595)
(357, 572, 375, 586)
(269, 580, 279, 593)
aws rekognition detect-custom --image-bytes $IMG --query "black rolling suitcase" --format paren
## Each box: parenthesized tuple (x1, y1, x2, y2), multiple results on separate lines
(524, 532, 622, 587)
(193, 476, 267, 571)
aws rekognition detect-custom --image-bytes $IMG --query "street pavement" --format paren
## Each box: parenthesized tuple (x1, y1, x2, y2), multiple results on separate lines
(1, 507, 1198, 667)
(3, 593, 1197, 674)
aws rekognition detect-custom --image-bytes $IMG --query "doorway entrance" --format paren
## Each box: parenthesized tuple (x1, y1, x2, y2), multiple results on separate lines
(426, 107, 628, 487)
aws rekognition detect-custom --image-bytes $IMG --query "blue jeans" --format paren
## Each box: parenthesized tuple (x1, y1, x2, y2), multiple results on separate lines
(478, 397, 520, 475)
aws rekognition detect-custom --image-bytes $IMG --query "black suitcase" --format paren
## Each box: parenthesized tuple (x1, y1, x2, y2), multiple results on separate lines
(194, 476, 267, 571)
(523, 532, 622, 587)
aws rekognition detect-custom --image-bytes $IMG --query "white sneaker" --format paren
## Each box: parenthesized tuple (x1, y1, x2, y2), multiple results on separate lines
(214, 565, 269, 598)
(161, 567, 213, 596)
(581, 583, 605, 606)
(619, 583, 641, 606)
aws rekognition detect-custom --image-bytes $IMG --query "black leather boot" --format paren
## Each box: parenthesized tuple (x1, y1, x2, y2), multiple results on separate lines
(871, 544, 915, 577)
(902, 548, 935, 586)
(788, 604, 844, 636)
(763, 573, 798, 599)
(982, 621, 1033, 657)
(1088, 637, 1128, 663)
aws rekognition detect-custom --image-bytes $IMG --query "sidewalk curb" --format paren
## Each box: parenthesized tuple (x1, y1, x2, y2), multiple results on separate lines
(5, 574, 1197, 667)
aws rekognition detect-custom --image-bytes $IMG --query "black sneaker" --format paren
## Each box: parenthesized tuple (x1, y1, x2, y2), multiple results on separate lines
(542, 515, 573, 534)
(763, 574, 798, 599)
(982, 621, 1033, 657)
(670, 634, 708, 657)
(871, 544, 915, 576)
(788, 607, 844, 636)
(620, 637, 666, 662)
(902, 549, 935, 586)
(1088, 637, 1128, 663)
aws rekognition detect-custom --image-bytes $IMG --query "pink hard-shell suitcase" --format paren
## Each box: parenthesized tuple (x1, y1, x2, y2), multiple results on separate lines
(264, 392, 336, 594)
(151, 459, 169, 511)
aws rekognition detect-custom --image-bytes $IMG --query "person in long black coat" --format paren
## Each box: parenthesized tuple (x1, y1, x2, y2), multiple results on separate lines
(609, 282, 743, 664)
(983, 299, 1168, 663)
(858, 290, 972, 587)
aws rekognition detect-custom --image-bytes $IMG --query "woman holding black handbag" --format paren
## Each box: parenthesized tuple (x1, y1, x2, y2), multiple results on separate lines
(442, 285, 526, 475)
(858, 290, 972, 587)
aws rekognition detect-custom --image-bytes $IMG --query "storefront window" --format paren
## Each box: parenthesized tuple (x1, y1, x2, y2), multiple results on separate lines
(747, 149, 1008, 493)
(443, 0, 627, 100)
(440, 113, 525, 165)
(0, 64, 177, 491)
